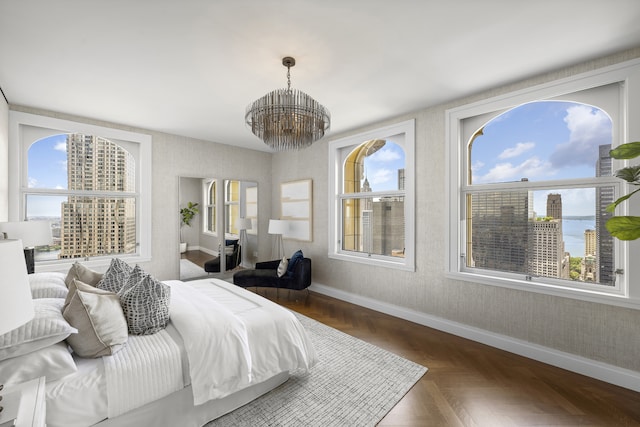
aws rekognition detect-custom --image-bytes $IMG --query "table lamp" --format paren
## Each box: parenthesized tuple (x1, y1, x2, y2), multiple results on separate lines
(0, 221, 53, 274)
(0, 239, 35, 419)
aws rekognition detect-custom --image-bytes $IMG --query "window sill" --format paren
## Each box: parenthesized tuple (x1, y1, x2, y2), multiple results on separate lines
(34, 255, 152, 275)
(446, 270, 640, 310)
(329, 251, 415, 272)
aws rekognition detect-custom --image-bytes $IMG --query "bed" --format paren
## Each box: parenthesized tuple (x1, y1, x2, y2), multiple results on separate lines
(0, 266, 317, 427)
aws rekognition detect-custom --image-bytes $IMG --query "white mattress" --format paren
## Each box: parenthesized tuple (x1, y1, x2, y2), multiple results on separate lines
(45, 278, 316, 427)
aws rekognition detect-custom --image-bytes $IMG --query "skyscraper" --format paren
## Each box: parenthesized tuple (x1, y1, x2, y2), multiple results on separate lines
(596, 144, 614, 286)
(59, 134, 136, 259)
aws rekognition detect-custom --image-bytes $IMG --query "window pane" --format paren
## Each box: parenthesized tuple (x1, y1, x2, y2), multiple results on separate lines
(28, 133, 135, 191)
(206, 206, 215, 233)
(469, 101, 612, 184)
(467, 188, 615, 286)
(26, 194, 136, 260)
(342, 196, 405, 257)
(344, 140, 405, 193)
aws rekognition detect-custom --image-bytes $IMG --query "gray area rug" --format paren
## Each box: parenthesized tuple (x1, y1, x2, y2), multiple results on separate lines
(179, 259, 209, 281)
(208, 312, 427, 427)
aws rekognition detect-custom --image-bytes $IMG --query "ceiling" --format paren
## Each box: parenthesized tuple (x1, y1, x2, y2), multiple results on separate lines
(2, 1, 640, 152)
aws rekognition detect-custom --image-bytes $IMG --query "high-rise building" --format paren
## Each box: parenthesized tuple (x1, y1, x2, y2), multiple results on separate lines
(528, 219, 566, 278)
(59, 134, 136, 259)
(546, 193, 562, 220)
(584, 229, 596, 257)
(596, 144, 614, 286)
(470, 191, 529, 273)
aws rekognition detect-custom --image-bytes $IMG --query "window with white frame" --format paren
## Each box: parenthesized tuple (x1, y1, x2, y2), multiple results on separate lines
(328, 119, 415, 271)
(225, 179, 240, 236)
(446, 61, 640, 307)
(9, 111, 152, 269)
(203, 179, 217, 234)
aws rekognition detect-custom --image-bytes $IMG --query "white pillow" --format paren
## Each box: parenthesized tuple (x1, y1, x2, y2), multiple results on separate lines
(0, 298, 77, 361)
(277, 257, 289, 277)
(29, 272, 68, 299)
(63, 280, 128, 358)
(0, 341, 76, 386)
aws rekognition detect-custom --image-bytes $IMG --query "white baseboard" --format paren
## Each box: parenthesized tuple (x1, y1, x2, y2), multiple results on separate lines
(309, 282, 640, 393)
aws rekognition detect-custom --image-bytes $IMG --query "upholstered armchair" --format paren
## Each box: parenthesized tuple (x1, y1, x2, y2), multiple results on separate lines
(232, 257, 311, 292)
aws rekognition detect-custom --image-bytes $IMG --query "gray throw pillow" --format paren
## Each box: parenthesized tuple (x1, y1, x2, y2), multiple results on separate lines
(119, 274, 170, 336)
(97, 258, 133, 293)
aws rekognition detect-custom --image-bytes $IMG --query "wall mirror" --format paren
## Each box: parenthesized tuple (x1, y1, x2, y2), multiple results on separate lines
(178, 176, 258, 281)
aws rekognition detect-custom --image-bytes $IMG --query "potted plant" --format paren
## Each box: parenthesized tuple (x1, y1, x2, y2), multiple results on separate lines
(179, 202, 199, 253)
(606, 141, 640, 240)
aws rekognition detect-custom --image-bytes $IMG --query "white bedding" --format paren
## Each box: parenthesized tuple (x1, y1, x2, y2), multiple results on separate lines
(46, 278, 317, 426)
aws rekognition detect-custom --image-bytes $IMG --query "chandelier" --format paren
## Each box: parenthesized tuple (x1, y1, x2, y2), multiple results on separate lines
(245, 57, 331, 151)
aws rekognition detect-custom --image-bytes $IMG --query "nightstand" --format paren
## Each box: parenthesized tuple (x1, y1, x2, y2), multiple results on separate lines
(0, 377, 46, 427)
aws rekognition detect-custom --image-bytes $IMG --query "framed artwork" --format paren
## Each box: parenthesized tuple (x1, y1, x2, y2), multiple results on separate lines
(280, 179, 312, 242)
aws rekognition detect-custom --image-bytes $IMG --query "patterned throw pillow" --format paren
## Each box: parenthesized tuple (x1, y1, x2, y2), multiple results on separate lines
(119, 274, 170, 335)
(97, 258, 133, 293)
(286, 250, 304, 276)
(277, 257, 289, 277)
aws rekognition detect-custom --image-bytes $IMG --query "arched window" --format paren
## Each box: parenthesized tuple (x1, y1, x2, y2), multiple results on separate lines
(446, 65, 640, 306)
(10, 111, 151, 268)
(329, 120, 415, 271)
(467, 101, 615, 285)
(203, 179, 217, 234)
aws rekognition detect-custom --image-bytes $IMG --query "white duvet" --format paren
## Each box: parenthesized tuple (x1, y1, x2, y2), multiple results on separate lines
(166, 278, 317, 405)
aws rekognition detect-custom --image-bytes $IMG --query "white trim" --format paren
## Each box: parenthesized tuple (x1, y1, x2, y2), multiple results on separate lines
(8, 111, 152, 268)
(327, 119, 415, 271)
(445, 58, 640, 309)
(309, 282, 640, 393)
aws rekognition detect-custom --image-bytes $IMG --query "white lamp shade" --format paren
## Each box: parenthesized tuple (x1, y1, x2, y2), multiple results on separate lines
(0, 221, 53, 248)
(0, 240, 35, 335)
(238, 218, 252, 230)
(268, 219, 288, 235)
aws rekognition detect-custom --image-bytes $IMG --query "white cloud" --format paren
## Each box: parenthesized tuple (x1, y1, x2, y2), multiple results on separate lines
(370, 148, 401, 162)
(471, 160, 485, 172)
(550, 105, 611, 168)
(28, 177, 38, 188)
(54, 141, 67, 151)
(55, 185, 65, 190)
(370, 168, 394, 185)
(498, 142, 535, 159)
(474, 157, 554, 184)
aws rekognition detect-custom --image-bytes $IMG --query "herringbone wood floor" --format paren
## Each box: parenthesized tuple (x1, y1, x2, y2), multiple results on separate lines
(183, 251, 640, 426)
(269, 289, 640, 427)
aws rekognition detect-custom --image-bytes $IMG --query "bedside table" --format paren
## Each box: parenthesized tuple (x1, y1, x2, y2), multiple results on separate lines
(0, 377, 46, 427)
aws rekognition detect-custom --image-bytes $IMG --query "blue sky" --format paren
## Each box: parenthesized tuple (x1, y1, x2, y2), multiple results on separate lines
(362, 141, 405, 192)
(28, 134, 68, 190)
(26, 134, 68, 217)
(471, 101, 612, 216)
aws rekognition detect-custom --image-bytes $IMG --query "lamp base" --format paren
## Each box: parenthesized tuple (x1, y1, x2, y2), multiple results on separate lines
(23, 248, 35, 274)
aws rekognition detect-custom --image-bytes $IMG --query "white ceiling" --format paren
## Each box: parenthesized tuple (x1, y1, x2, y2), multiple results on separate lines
(2, 1, 640, 152)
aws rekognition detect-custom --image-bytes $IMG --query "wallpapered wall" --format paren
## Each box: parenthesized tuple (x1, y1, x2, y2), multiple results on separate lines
(4, 48, 640, 377)
(269, 48, 640, 374)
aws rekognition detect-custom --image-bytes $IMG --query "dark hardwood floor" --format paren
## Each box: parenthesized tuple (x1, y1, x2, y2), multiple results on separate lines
(183, 251, 640, 426)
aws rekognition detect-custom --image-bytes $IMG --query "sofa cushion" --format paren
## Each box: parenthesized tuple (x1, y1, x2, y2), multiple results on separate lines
(277, 257, 289, 277)
(287, 250, 304, 276)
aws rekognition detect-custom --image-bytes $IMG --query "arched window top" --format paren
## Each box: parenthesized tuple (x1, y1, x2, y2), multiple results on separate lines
(469, 101, 613, 185)
(28, 133, 135, 192)
(343, 138, 406, 193)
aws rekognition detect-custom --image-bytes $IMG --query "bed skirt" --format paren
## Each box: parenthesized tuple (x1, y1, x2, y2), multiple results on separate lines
(94, 371, 289, 427)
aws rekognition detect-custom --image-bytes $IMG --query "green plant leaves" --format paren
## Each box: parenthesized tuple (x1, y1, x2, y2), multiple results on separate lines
(606, 216, 640, 240)
(610, 141, 640, 159)
(614, 165, 640, 184)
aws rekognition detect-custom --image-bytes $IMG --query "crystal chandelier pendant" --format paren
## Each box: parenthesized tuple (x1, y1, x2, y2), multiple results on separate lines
(245, 57, 331, 151)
